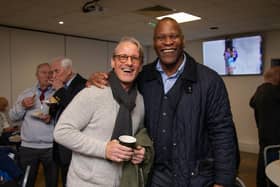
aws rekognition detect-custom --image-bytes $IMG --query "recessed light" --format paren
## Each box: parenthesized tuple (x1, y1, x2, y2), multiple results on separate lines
(58, 21, 64, 25)
(156, 12, 201, 23)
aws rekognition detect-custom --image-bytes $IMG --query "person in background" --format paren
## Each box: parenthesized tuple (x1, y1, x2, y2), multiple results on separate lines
(0, 96, 18, 145)
(90, 17, 239, 187)
(250, 66, 280, 187)
(9, 63, 57, 187)
(49, 57, 87, 187)
(54, 36, 152, 187)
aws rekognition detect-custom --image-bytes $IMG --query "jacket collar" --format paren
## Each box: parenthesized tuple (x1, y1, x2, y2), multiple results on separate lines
(141, 51, 197, 83)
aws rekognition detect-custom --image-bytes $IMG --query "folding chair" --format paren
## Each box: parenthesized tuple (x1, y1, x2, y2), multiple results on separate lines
(0, 146, 22, 187)
(235, 176, 246, 187)
(21, 165, 30, 187)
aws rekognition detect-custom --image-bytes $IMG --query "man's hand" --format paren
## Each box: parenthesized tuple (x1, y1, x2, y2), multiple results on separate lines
(22, 95, 36, 109)
(49, 78, 64, 90)
(3, 127, 17, 133)
(39, 114, 51, 124)
(131, 145, 145, 164)
(87, 72, 109, 88)
(106, 140, 134, 162)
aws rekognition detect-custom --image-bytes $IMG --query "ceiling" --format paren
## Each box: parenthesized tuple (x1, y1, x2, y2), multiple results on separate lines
(0, 0, 280, 45)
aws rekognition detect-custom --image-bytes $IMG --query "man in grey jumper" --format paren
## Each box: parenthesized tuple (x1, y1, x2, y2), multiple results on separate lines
(9, 63, 57, 187)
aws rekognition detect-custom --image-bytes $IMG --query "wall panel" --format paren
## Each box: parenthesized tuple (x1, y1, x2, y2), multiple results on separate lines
(65, 36, 110, 78)
(0, 27, 11, 103)
(10, 30, 64, 103)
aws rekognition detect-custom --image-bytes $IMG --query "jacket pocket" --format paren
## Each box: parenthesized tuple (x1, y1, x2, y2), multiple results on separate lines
(198, 158, 214, 177)
(189, 158, 215, 186)
(71, 153, 120, 186)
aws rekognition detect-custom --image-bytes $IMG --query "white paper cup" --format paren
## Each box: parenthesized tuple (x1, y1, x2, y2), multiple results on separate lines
(118, 135, 136, 148)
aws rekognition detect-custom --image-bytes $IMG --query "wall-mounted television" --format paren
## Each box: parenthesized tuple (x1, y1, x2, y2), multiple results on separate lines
(202, 35, 263, 76)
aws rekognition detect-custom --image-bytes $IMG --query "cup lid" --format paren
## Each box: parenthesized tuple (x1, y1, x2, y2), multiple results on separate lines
(118, 135, 136, 143)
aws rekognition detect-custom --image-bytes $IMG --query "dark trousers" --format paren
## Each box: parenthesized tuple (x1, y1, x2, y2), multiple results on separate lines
(58, 164, 69, 187)
(53, 142, 71, 187)
(19, 146, 58, 187)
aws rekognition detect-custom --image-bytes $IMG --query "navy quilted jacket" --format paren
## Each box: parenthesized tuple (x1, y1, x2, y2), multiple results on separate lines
(138, 52, 238, 187)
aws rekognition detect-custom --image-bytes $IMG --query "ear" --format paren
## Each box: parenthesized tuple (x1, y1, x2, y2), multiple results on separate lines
(139, 63, 143, 72)
(182, 35, 185, 48)
(111, 58, 115, 69)
(66, 67, 72, 76)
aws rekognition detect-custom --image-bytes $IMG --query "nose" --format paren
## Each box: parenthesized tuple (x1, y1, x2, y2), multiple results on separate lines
(162, 36, 174, 45)
(126, 57, 133, 65)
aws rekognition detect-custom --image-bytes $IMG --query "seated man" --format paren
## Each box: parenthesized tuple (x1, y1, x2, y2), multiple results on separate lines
(0, 97, 19, 145)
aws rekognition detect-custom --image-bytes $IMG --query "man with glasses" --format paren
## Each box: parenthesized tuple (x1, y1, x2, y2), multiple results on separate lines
(53, 36, 149, 187)
(90, 18, 238, 187)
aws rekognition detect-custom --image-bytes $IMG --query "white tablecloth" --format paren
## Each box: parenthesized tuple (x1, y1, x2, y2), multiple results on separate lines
(265, 159, 280, 186)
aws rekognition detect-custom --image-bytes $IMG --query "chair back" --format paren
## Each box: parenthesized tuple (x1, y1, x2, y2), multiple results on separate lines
(264, 144, 280, 166)
(263, 144, 280, 187)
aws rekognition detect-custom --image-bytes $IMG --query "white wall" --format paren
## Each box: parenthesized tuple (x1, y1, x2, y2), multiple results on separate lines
(0, 28, 11, 103)
(65, 36, 110, 78)
(10, 29, 65, 103)
(0, 27, 132, 106)
(147, 30, 280, 153)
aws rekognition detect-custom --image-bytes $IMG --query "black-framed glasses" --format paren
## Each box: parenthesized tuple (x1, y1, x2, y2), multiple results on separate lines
(155, 34, 180, 42)
(113, 54, 141, 64)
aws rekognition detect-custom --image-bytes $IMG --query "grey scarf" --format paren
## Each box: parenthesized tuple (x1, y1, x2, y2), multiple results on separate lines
(109, 71, 137, 140)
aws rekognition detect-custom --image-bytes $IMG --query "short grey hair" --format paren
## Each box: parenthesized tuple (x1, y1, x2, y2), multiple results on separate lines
(60, 58, 72, 68)
(114, 36, 144, 63)
(52, 57, 72, 69)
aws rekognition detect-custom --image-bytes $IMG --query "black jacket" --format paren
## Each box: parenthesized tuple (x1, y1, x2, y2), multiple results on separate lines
(138, 52, 238, 186)
(50, 73, 87, 165)
(250, 82, 280, 147)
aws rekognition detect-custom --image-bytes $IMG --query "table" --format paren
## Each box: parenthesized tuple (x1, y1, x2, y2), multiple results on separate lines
(265, 159, 280, 186)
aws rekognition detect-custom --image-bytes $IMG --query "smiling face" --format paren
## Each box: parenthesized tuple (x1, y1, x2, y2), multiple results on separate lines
(153, 18, 185, 70)
(111, 40, 142, 90)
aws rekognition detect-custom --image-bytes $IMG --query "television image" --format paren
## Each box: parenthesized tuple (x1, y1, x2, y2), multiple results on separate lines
(202, 35, 263, 76)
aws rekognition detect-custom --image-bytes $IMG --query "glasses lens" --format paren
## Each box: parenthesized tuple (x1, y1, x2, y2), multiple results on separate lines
(114, 55, 140, 64)
(119, 55, 128, 62)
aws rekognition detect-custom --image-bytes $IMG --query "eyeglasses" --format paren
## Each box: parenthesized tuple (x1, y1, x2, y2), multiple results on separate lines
(154, 34, 180, 42)
(113, 54, 141, 64)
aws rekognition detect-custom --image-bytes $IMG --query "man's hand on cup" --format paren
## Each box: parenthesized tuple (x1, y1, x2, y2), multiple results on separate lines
(106, 140, 133, 162)
(87, 72, 109, 88)
(131, 145, 145, 164)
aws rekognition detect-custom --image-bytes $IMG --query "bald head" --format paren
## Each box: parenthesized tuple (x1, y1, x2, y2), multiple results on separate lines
(153, 17, 185, 73)
(154, 17, 183, 40)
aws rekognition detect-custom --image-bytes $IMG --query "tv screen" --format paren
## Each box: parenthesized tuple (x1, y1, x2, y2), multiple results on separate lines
(202, 35, 263, 76)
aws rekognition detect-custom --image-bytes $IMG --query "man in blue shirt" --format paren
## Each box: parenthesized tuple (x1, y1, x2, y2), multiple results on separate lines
(90, 17, 239, 187)
(9, 63, 57, 187)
